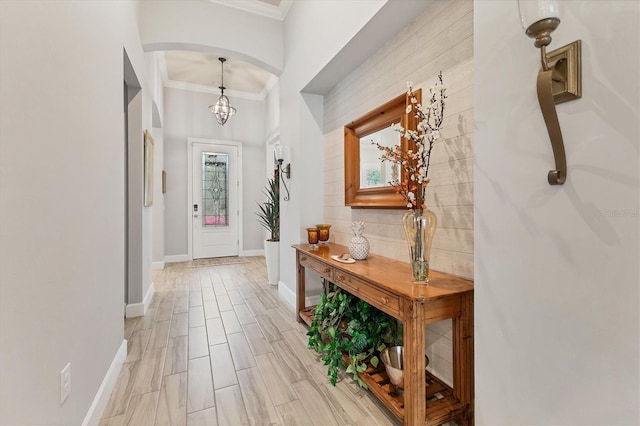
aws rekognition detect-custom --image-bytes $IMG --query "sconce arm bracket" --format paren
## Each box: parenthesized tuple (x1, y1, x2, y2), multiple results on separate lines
(535, 40, 581, 185)
(277, 159, 291, 201)
(537, 68, 566, 185)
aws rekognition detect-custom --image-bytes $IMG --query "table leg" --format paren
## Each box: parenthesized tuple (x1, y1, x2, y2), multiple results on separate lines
(296, 251, 305, 323)
(453, 292, 474, 425)
(403, 300, 426, 425)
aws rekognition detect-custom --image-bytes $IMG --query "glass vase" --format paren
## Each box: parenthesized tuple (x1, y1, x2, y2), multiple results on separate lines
(402, 209, 437, 283)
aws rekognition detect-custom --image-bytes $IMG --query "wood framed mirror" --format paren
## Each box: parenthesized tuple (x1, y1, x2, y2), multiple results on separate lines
(344, 89, 421, 208)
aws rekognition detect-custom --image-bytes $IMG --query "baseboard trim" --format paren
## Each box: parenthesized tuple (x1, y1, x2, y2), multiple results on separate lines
(278, 281, 320, 309)
(125, 281, 155, 318)
(82, 339, 127, 426)
(240, 249, 264, 256)
(278, 280, 295, 308)
(164, 254, 190, 263)
(152, 261, 165, 270)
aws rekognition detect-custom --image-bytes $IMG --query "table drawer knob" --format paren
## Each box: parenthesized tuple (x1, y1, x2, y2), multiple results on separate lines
(301, 256, 307, 262)
(381, 297, 389, 304)
(338, 275, 345, 282)
(324, 268, 331, 274)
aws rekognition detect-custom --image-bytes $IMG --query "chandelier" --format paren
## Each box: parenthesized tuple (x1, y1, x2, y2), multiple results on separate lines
(208, 57, 236, 125)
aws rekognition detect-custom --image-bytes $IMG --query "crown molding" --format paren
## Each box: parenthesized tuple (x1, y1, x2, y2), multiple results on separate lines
(164, 79, 269, 101)
(258, 74, 279, 99)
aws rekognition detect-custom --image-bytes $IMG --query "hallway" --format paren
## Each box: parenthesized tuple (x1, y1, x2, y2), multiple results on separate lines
(100, 257, 399, 425)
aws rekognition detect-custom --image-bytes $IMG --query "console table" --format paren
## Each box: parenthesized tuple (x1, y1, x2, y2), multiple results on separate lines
(293, 243, 474, 426)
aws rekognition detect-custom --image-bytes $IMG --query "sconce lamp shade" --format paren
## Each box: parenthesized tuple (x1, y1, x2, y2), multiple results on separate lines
(273, 142, 291, 200)
(518, 0, 560, 29)
(274, 143, 284, 161)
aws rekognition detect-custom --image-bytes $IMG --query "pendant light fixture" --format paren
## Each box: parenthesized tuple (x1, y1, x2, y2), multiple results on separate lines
(208, 57, 236, 126)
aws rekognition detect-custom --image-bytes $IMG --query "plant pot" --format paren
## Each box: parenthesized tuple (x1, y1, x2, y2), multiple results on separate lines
(264, 240, 279, 286)
(380, 345, 430, 395)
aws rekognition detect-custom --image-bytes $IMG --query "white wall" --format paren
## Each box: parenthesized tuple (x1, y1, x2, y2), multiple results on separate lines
(474, 1, 639, 424)
(322, 0, 473, 387)
(163, 87, 266, 257)
(139, 0, 283, 75)
(0, 0, 150, 423)
(152, 128, 165, 267)
(277, 0, 388, 304)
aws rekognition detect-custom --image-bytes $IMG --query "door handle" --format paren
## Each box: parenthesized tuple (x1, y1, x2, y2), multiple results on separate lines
(193, 214, 199, 218)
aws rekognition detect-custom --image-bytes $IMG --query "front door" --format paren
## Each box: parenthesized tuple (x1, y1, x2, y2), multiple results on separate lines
(192, 142, 239, 259)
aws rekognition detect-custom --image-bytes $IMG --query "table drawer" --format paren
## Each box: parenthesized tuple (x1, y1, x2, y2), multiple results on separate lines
(299, 255, 333, 281)
(333, 271, 400, 317)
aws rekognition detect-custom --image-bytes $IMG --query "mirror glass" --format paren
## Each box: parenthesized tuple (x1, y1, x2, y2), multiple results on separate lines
(359, 124, 400, 189)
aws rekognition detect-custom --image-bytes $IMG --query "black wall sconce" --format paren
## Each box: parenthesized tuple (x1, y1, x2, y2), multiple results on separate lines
(274, 142, 291, 201)
(518, 0, 581, 185)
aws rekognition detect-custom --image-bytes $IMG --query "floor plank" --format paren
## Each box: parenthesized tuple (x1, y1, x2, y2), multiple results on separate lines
(203, 299, 220, 319)
(237, 367, 280, 426)
(123, 391, 159, 426)
(187, 407, 217, 426)
(205, 317, 227, 346)
(276, 399, 314, 426)
(255, 314, 282, 343)
(189, 288, 203, 307)
(163, 336, 188, 376)
(125, 329, 151, 363)
(266, 308, 294, 333)
(227, 290, 244, 305)
(149, 320, 171, 349)
(254, 353, 296, 406)
(187, 357, 215, 414)
(292, 380, 340, 426)
(201, 286, 216, 302)
(139, 307, 158, 330)
(131, 347, 166, 395)
(170, 312, 189, 338)
(233, 303, 256, 325)
(156, 301, 174, 322)
(188, 326, 209, 359)
(242, 322, 273, 356)
(188, 305, 206, 328)
(215, 385, 250, 426)
(209, 343, 238, 389)
(271, 339, 309, 383)
(216, 294, 233, 312)
(155, 372, 187, 425)
(221, 309, 243, 334)
(227, 332, 257, 370)
(102, 361, 139, 418)
(173, 296, 189, 314)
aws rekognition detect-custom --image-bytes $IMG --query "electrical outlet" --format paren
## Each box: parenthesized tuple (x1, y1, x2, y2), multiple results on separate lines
(60, 362, 71, 404)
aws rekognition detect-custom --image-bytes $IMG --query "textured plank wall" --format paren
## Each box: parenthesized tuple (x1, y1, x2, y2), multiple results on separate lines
(322, 0, 473, 384)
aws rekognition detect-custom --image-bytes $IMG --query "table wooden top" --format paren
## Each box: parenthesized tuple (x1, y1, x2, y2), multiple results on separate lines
(293, 243, 473, 302)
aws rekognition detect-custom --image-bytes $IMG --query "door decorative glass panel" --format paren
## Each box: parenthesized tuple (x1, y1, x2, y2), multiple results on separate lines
(202, 152, 229, 227)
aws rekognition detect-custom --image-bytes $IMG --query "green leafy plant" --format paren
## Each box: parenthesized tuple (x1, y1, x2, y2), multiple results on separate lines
(256, 177, 279, 241)
(307, 281, 400, 388)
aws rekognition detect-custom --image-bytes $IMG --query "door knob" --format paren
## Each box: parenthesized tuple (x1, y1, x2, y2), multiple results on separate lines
(193, 214, 199, 218)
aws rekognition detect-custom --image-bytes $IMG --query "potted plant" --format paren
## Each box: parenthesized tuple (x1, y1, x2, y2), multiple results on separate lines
(307, 280, 400, 388)
(256, 176, 279, 285)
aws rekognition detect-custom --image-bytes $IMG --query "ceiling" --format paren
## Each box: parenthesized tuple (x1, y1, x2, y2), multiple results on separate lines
(163, 51, 275, 98)
(160, 0, 288, 99)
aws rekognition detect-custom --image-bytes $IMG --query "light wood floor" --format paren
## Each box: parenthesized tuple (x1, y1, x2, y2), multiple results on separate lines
(100, 257, 400, 425)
